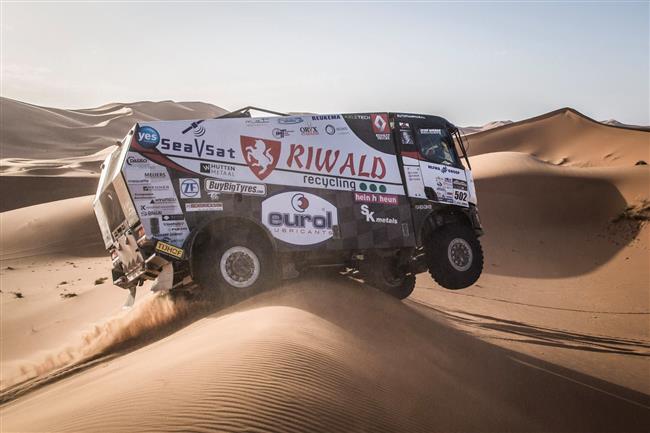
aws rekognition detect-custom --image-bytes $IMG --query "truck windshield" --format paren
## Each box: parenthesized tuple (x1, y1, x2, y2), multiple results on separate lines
(416, 128, 459, 166)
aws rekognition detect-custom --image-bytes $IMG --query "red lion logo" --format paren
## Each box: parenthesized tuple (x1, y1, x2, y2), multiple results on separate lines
(240, 136, 281, 180)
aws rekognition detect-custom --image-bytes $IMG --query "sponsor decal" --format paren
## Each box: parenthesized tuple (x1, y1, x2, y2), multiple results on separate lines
(136, 126, 160, 148)
(185, 202, 224, 212)
(200, 162, 235, 177)
(452, 179, 468, 191)
(159, 138, 235, 159)
(241, 136, 281, 180)
(138, 199, 178, 215)
(179, 178, 201, 199)
(405, 166, 422, 182)
(358, 182, 387, 193)
(325, 124, 336, 135)
(278, 117, 303, 125)
(371, 114, 389, 134)
(286, 144, 386, 179)
(371, 114, 390, 141)
(302, 174, 356, 191)
(145, 172, 167, 179)
(205, 179, 266, 196)
(246, 118, 270, 127)
(429, 165, 461, 175)
(262, 192, 338, 245)
(396, 113, 426, 119)
(312, 115, 341, 121)
(300, 125, 319, 136)
(354, 192, 398, 205)
(420, 128, 442, 135)
(126, 155, 149, 166)
(291, 193, 309, 212)
(142, 184, 170, 192)
(360, 204, 398, 224)
(400, 130, 414, 145)
(181, 121, 206, 137)
(272, 128, 293, 139)
(162, 214, 185, 221)
(345, 114, 371, 120)
(155, 241, 184, 259)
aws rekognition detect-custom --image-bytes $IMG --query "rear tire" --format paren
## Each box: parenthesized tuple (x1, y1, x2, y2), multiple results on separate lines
(193, 227, 276, 303)
(362, 254, 415, 300)
(426, 223, 483, 289)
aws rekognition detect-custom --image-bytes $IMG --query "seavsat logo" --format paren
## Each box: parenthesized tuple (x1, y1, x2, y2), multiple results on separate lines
(262, 192, 338, 245)
(241, 136, 281, 180)
(136, 126, 160, 148)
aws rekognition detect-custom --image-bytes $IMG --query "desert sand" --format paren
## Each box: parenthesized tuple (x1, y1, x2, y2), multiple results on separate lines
(1, 101, 649, 432)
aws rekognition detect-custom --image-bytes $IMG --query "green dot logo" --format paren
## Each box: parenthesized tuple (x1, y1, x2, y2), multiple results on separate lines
(379, 185, 387, 193)
(360, 183, 367, 191)
(370, 184, 377, 192)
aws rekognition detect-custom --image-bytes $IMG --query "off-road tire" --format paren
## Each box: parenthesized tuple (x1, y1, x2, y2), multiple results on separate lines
(193, 228, 276, 303)
(426, 223, 483, 289)
(363, 255, 416, 300)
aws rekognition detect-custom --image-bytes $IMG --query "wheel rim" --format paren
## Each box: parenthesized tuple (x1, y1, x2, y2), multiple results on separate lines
(447, 238, 473, 272)
(219, 246, 260, 288)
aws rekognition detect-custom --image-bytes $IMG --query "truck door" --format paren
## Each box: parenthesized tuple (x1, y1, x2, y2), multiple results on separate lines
(394, 121, 427, 199)
(414, 127, 470, 207)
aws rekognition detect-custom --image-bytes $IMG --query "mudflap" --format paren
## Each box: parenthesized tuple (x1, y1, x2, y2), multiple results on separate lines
(123, 286, 137, 309)
(151, 263, 174, 293)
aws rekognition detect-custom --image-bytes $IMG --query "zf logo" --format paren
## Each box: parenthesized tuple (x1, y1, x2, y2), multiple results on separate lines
(179, 178, 201, 199)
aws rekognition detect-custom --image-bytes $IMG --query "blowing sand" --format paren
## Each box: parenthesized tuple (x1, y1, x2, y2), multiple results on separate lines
(0, 101, 648, 432)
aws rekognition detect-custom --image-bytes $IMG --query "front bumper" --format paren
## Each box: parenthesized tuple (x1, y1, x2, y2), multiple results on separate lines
(110, 231, 170, 289)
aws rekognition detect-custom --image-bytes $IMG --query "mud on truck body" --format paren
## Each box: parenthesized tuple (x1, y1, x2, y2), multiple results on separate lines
(93, 108, 483, 306)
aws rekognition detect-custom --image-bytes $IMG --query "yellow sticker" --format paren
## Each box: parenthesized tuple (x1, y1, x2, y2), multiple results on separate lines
(155, 241, 184, 259)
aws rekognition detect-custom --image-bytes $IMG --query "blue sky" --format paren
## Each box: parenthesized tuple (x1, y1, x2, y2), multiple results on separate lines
(1, 1, 648, 125)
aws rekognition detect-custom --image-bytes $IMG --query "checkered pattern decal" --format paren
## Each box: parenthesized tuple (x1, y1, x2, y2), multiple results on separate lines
(172, 172, 416, 252)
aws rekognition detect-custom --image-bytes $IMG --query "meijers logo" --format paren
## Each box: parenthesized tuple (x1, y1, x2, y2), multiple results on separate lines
(262, 192, 338, 245)
(136, 126, 160, 148)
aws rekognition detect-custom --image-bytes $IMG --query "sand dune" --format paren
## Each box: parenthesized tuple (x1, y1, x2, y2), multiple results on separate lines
(466, 108, 650, 167)
(0, 98, 227, 210)
(0, 101, 649, 432)
(472, 152, 649, 278)
(2, 281, 649, 433)
(0, 97, 226, 159)
(0, 195, 103, 260)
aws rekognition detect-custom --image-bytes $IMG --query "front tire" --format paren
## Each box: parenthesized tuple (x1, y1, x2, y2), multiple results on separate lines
(426, 223, 483, 289)
(193, 228, 276, 302)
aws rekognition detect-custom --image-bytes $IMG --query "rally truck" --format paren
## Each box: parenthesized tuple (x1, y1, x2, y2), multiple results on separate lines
(93, 107, 483, 306)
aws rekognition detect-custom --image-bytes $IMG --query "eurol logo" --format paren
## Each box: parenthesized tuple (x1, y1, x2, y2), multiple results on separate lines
(136, 126, 160, 148)
(262, 192, 338, 245)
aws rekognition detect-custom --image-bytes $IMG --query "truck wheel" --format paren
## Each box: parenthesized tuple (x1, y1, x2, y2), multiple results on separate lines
(193, 228, 275, 302)
(363, 255, 415, 300)
(426, 223, 483, 289)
